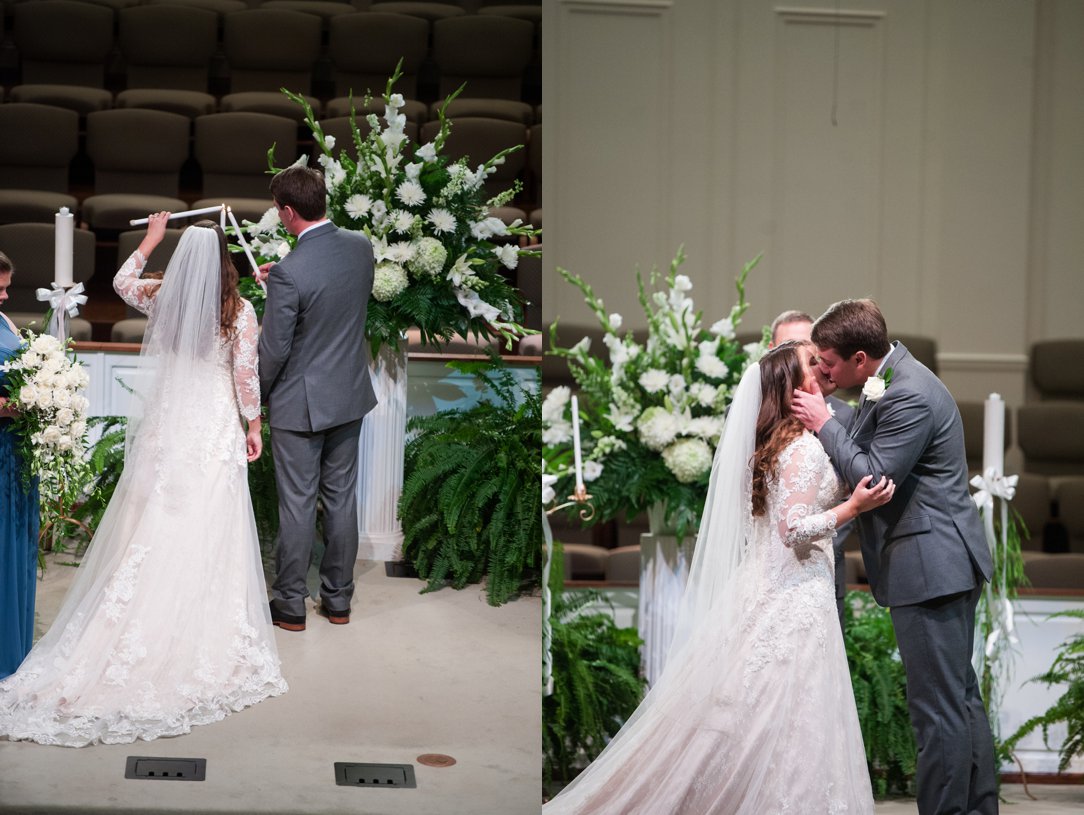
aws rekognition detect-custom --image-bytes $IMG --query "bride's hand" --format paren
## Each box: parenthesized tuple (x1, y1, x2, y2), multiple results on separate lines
(849, 474, 895, 513)
(246, 423, 262, 462)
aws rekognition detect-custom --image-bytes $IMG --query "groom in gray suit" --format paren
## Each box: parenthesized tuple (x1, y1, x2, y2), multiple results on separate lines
(257, 166, 377, 632)
(792, 299, 997, 815)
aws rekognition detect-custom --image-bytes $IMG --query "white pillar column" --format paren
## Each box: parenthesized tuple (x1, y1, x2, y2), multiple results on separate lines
(357, 340, 408, 561)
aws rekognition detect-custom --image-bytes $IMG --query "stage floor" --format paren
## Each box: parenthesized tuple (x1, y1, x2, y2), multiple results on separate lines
(1, 554, 541, 814)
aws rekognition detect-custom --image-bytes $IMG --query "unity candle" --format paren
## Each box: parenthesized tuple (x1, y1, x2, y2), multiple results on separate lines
(54, 207, 74, 287)
(571, 395, 585, 490)
(982, 393, 1005, 477)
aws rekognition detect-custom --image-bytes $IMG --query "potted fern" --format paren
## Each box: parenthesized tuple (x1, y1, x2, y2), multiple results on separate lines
(844, 590, 917, 796)
(543, 542, 646, 791)
(1001, 609, 1084, 773)
(398, 356, 541, 606)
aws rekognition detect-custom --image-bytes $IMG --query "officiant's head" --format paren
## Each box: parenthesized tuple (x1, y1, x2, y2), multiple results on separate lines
(811, 298, 891, 389)
(270, 166, 327, 236)
(769, 310, 813, 347)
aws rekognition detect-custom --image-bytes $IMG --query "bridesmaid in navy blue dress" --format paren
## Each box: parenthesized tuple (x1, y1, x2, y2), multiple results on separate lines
(0, 252, 39, 680)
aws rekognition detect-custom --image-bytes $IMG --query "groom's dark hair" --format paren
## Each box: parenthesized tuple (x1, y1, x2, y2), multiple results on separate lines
(812, 298, 890, 360)
(270, 166, 327, 221)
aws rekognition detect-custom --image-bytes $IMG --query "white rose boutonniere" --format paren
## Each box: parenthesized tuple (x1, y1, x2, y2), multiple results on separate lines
(862, 367, 894, 402)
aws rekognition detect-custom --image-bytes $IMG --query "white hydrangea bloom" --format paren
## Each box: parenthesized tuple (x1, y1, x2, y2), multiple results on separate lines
(409, 237, 448, 277)
(637, 407, 680, 452)
(372, 262, 408, 302)
(662, 437, 714, 483)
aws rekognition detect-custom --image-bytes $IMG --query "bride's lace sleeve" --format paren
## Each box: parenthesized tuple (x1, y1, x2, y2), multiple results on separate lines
(777, 438, 838, 549)
(232, 300, 261, 422)
(113, 250, 158, 315)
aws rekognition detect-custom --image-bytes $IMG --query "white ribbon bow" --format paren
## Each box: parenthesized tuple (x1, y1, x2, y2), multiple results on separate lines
(35, 282, 88, 340)
(970, 467, 1020, 658)
(970, 467, 1018, 510)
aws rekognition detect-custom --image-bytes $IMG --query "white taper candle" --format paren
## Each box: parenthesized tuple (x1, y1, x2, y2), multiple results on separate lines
(54, 207, 74, 287)
(982, 393, 1005, 477)
(220, 203, 226, 229)
(571, 395, 584, 489)
(128, 205, 225, 226)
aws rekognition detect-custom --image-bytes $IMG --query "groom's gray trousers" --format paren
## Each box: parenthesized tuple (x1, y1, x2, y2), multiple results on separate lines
(890, 582, 998, 815)
(270, 418, 363, 616)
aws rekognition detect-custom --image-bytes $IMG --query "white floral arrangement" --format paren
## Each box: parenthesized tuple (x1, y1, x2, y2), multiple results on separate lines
(236, 65, 539, 354)
(1, 331, 91, 504)
(542, 248, 763, 533)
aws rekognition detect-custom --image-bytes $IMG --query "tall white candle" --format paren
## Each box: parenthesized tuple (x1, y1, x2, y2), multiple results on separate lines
(983, 393, 1005, 477)
(226, 207, 260, 276)
(571, 395, 584, 489)
(54, 207, 74, 287)
(220, 203, 226, 230)
(128, 205, 225, 226)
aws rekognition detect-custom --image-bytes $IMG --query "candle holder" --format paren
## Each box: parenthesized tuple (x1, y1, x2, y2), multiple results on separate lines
(545, 486, 595, 523)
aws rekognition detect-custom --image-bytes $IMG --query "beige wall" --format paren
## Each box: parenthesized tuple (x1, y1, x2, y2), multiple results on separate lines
(542, 0, 1084, 411)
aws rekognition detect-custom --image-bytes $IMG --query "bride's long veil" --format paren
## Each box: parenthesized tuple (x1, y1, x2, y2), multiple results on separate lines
(33, 225, 225, 644)
(125, 225, 222, 469)
(545, 362, 762, 812)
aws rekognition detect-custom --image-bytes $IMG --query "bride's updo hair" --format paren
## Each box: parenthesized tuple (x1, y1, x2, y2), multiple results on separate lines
(189, 220, 242, 339)
(751, 340, 811, 516)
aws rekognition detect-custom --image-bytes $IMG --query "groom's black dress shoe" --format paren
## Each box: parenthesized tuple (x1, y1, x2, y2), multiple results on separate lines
(316, 603, 350, 625)
(269, 602, 306, 632)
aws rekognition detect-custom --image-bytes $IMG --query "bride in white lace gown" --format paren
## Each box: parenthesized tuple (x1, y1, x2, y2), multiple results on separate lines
(545, 341, 895, 814)
(0, 215, 287, 747)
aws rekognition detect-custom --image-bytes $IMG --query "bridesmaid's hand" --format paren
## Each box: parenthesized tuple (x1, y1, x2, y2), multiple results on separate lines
(0, 396, 17, 419)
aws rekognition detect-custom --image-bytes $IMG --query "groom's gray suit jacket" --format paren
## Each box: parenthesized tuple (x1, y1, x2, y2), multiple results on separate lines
(816, 343, 992, 607)
(259, 221, 377, 430)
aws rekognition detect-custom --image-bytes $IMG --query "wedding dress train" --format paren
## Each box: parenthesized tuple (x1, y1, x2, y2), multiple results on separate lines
(545, 431, 874, 814)
(0, 250, 287, 747)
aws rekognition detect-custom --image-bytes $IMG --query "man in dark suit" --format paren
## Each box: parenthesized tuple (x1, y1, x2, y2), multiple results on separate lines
(257, 166, 377, 632)
(792, 299, 997, 815)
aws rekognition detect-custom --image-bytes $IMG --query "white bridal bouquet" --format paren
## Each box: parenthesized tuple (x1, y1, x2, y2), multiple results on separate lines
(1, 331, 91, 501)
(542, 248, 763, 537)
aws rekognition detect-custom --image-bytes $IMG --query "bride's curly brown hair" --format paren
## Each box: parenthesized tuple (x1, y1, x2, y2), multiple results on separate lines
(751, 340, 812, 517)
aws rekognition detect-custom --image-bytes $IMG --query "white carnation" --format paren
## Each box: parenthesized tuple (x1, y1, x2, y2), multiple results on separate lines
(391, 209, 415, 234)
(345, 194, 372, 220)
(542, 422, 572, 446)
(395, 180, 426, 207)
(493, 244, 518, 270)
(696, 355, 730, 379)
(541, 386, 571, 424)
(638, 369, 669, 394)
(662, 438, 714, 483)
(387, 241, 416, 264)
(427, 208, 456, 234)
(637, 407, 680, 452)
(686, 416, 723, 442)
(372, 262, 409, 302)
